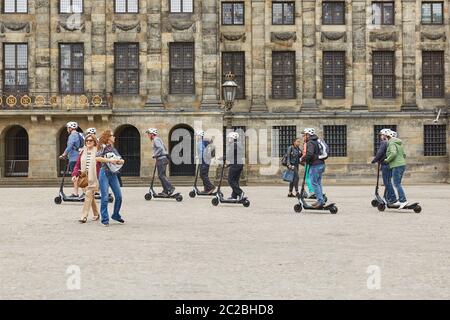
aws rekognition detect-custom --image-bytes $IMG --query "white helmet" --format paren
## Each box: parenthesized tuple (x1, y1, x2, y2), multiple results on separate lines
(196, 130, 206, 137)
(86, 127, 96, 135)
(66, 121, 78, 129)
(385, 129, 395, 138)
(145, 128, 158, 135)
(379, 128, 391, 136)
(302, 128, 316, 136)
(227, 132, 239, 140)
(391, 131, 398, 138)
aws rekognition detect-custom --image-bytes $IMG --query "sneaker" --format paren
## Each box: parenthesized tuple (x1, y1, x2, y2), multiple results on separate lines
(391, 201, 401, 207)
(311, 202, 324, 209)
(227, 196, 237, 201)
(113, 218, 125, 224)
(158, 192, 168, 197)
(238, 192, 245, 201)
(102, 223, 109, 227)
(288, 192, 295, 198)
(207, 187, 216, 194)
(168, 188, 176, 196)
(399, 201, 409, 209)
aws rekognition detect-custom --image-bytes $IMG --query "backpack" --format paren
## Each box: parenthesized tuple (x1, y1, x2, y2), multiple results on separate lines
(72, 132, 84, 151)
(317, 139, 329, 160)
(205, 140, 216, 159)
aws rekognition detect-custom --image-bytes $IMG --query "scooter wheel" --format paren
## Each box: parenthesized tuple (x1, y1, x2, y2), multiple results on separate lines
(54, 196, 62, 205)
(144, 193, 152, 201)
(189, 191, 196, 198)
(371, 199, 379, 207)
(243, 200, 250, 208)
(176, 195, 183, 202)
(377, 203, 386, 212)
(108, 196, 114, 203)
(329, 206, 338, 214)
(211, 197, 219, 206)
(413, 205, 422, 214)
(294, 204, 302, 213)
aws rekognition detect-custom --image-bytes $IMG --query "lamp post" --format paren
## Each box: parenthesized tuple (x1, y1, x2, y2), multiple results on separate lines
(222, 72, 238, 130)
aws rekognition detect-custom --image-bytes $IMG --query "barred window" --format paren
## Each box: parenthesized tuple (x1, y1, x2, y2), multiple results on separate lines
(222, 52, 245, 99)
(170, 0, 193, 13)
(3, 0, 27, 13)
(60, 0, 83, 13)
(272, 2, 295, 25)
(323, 51, 345, 99)
(272, 51, 296, 99)
(421, 2, 443, 24)
(114, 43, 139, 94)
(373, 125, 397, 156)
(59, 44, 84, 94)
(222, 2, 244, 25)
(422, 51, 444, 98)
(372, 1, 394, 25)
(324, 125, 347, 157)
(272, 126, 297, 157)
(115, 0, 138, 13)
(424, 125, 447, 156)
(373, 51, 395, 98)
(170, 42, 195, 94)
(3, 43, 28, 93)
(322, 1, 345, 25)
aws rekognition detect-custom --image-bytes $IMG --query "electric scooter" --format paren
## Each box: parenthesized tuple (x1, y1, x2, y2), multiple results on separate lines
(293, 168, 337, 214)
(144, 164, 183, 202)
(371, 163, 422, 213)
(189, 163, 217, 198)
(211, 163, 250, 207)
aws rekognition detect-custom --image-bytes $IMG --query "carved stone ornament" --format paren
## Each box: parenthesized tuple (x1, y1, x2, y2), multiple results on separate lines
(271, 32, 297, 43)
(321, 31, 346, 42)
(421, 31, 446, 42)
(112, 21, 141, 33)
(220, 32, 246, 42)
(0, 22, 31, 33)
(369, 31, 398, 42)
(57, 21, 85, 33)
(168, 18, 195, 32)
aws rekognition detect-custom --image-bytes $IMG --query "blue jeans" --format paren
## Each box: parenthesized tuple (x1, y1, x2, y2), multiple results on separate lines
(99, 169, 123, 224)
(392, 165, 407, 203)
(309, 163, 325, 204)
(381, 164, 396, 203)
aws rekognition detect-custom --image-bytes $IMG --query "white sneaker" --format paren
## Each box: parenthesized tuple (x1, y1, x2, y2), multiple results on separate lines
(391, 201, 401, 207)
(399, 201, 408, 209)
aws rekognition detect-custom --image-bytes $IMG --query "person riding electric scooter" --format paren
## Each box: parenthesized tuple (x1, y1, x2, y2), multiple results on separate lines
(189, 130, 216, 197)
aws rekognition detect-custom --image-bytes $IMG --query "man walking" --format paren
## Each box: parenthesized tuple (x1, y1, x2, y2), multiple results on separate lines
(59, 121, 83, 197)
(225, 131, 245, 200)
(196, 130, 215, 194)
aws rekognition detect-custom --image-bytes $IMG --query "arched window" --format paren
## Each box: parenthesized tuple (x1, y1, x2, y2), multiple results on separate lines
(115, 125, 141, 176)
(169, 124, 195, 176)
(4, 125, 28, 177)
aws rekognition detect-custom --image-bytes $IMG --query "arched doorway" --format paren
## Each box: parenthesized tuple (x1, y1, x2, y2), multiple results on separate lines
(115, 125, 141, 176)
(58, 126, 83, 176)
(4, 126, 29, 177)
(169, 125, 195, 176)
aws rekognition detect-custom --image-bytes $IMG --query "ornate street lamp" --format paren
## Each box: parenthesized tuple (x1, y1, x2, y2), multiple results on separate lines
(222, 72, 238, 129)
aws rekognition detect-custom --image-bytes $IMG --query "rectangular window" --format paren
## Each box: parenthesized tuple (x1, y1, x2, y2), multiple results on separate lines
(115, 0, 138, 13)
(424, 125, 447, 156)
(170, 42, 195, 94)
(373, 125, 397, 156)
(373, 51, 395, 98)
(372, 1, 394, 25)
(272, 2, 295, 25)
(60, 0, 83, 13)
(324, 125, 347, 157)
(272, 51, 296, 99)
(222, 2, 244, 25)
(323, 51, 346, 99)
(422, 51, 444, 98)
(3, 43, 28, 93)
(114, 43, 139, 94)
(59, 43, 84, 94)
(170, 0, 193, 13)
(322, 1, 345, 25)
(421, 2, 443, 24)
(3, 0, 27, 13)
(272, 126, 297, 157)
(222, 52, 245, 99)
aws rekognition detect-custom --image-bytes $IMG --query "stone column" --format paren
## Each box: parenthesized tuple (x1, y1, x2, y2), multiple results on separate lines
(401, 0, 417, 110)
(301, 0, 317, 110)
(351, 0, 367, 110)
(145, 0, 164, 108)
(200, 0, 220, 109)
(34, 0, 51, 92)
(250, 0, 267, 112)
(91, 0, 106, 94)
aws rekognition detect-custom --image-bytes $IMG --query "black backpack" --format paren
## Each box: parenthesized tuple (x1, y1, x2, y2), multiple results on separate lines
(281, 146, 292, 166)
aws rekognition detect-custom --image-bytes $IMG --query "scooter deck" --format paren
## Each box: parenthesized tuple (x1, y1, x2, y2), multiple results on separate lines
(219, 197, 248, 204)
(301, 202, 336, 210)
(386, 202, 419, 209)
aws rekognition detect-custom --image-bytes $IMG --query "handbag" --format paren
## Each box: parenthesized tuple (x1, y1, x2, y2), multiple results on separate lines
(282, 169, 295, 183)
(78, 171, 88, 188)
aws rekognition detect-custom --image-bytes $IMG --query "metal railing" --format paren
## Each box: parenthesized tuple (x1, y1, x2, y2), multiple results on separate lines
(5, 160, 28, 177)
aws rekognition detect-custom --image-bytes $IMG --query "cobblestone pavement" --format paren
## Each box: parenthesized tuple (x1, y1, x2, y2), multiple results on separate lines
(0, 185, 449, 300)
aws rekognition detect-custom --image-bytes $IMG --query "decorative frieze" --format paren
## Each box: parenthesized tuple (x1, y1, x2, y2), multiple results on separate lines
(56, 21, 85, 33)
(271, 32, 297, 45)
(321, 31, 346, 43)
(220, 32, 246, 42)
(421, 31, 446, 42)
(112, 21, 141, 33)
(369, 31, 398, 42)
(0, 22, 31, 33)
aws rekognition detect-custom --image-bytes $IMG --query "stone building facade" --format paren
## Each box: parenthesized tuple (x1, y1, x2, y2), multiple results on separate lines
(0, 0, 449, 185)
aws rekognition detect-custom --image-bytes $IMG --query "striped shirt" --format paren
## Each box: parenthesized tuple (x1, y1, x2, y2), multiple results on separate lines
(85, 151, 92, 171)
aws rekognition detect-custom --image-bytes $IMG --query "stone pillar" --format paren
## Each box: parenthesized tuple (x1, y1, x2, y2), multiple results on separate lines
(91, 0, 106, 94)
(35, 0, 51, 91)
(301, 0, 317, 110)
(401, 0, 417, 110)
(250, 0, 267, 112)
(351, 0, 367, 110)
(200, 0, 220, 109)
(145, 0, 164, 108)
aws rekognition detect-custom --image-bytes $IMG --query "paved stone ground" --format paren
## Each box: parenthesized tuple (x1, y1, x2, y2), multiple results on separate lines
(0, 185, 449, 300)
